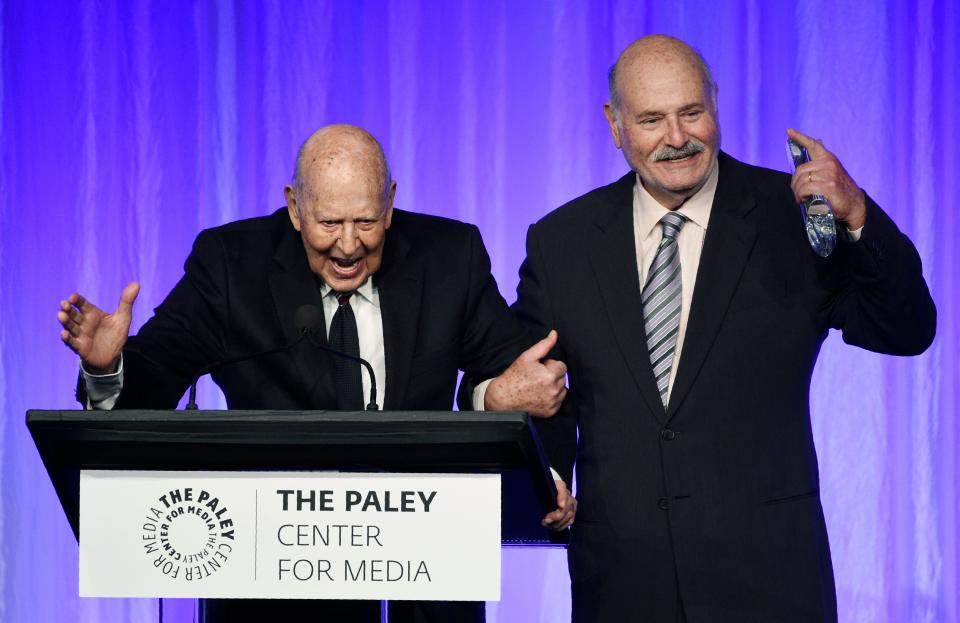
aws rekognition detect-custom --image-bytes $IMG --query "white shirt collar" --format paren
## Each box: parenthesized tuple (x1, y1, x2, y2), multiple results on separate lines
(318, 276, 379, 308)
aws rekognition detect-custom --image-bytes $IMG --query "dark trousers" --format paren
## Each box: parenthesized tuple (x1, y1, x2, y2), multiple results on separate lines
(199, 598, 485, 622)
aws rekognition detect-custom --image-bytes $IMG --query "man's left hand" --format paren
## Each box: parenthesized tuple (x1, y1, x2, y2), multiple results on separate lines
(542, 480, 576, 531)
(787, 128, 867, 230)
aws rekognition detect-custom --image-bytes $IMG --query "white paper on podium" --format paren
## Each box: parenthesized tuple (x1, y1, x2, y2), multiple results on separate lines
(79, 470, 500, 600)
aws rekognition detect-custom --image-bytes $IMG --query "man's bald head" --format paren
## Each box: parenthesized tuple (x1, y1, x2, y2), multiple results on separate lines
(292, 124, 393, 204)
(607, 35, 717, 125)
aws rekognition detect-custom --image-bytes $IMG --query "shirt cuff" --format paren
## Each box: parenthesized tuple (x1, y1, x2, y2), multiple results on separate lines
(81, 356, 124, 410)
(472, 378, 494, 411)
(550, 467, 562, 482)
(845, 225, 864, 242)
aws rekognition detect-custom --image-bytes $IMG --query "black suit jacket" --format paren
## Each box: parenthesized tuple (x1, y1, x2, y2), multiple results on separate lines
(110, 207, 526, 414)
(516, 152, 936, 622)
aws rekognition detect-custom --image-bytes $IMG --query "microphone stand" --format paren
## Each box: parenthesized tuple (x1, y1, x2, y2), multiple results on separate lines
(185, 331, 310, 410)
(184, 328, 379, 411)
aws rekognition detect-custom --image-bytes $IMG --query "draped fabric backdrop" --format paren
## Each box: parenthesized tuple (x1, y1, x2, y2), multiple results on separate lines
(1, 1, 957, 621)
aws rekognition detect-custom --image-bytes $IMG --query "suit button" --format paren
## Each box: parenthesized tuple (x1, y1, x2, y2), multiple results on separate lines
(657, 497, 669, 511)
(660, 429, 677, 441)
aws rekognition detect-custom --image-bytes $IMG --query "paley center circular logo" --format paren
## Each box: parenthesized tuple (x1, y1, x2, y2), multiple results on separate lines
(141, 486, 236, 581)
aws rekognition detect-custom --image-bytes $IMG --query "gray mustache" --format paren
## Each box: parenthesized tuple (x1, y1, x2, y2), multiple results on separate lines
(653, 141, 705, 162)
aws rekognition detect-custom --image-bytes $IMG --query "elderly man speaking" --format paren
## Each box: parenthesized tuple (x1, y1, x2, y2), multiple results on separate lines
(58, 124, 573, 623)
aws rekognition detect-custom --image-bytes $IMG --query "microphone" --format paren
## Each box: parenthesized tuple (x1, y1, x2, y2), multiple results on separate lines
(296, 304, 379, 412)
(184, 304, 379, 411)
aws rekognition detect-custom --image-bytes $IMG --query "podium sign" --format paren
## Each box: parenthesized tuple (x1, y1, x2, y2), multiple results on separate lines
(80, 470, 501, 601)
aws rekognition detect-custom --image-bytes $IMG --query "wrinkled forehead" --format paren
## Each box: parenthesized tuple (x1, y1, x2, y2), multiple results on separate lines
(299, 174, 388, 223)
(301, 153, 387, 199)
(618, 61, 712, 116)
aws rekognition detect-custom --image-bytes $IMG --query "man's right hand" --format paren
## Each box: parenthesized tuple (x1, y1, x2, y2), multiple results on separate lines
(58, 282, 140, 374)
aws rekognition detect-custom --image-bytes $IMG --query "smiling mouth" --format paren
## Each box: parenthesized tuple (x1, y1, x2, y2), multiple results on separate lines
(658, 152, 699, 164)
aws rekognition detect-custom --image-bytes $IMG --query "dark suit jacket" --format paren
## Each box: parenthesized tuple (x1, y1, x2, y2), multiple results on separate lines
(109, 207, 526, 411)
(516, 152, 936, 622)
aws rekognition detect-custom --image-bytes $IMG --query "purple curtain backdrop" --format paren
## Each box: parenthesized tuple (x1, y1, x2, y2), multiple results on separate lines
(2, 1, 957, 621)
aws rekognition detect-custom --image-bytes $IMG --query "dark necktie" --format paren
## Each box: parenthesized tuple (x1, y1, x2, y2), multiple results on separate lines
(642, 212, 688, 407)
(328, 292, 363, 410)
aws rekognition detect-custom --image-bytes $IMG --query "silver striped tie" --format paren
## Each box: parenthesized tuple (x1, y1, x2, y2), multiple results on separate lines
(642, 212, 687, 406)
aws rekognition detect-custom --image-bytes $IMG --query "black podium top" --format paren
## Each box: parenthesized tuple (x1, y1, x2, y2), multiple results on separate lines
(27, 410, 566, 545)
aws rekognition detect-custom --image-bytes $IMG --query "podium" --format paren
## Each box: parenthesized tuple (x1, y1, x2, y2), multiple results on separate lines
(27, 409, 566, 602)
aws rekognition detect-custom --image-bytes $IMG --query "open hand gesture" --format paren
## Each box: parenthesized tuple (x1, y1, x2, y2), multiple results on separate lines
(58, 282, 140, 374)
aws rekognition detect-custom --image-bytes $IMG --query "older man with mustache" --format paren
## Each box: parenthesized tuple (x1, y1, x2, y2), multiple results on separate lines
(503, 35, 935, 621)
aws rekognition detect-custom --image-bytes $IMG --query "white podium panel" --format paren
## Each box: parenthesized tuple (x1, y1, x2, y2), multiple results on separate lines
(80, 470, 500, 601)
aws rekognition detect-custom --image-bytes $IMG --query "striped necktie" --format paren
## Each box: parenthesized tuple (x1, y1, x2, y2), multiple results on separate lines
(642, 212, 687, 407)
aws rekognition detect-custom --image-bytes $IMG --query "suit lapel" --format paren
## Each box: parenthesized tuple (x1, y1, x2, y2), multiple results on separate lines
(666, 153, 757, 422)
(268, 222, 337, 407)
(588, 173, 668, 423)
(376, 228, 423, 410)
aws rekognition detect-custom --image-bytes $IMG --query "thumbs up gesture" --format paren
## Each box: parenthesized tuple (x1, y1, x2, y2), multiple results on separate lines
(58, 282, 140, 374)
(485, 330, 567, 417)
